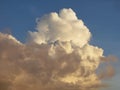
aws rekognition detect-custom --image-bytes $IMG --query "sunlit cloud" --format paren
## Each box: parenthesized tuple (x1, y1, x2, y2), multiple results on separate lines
(0, 8, 115, 90)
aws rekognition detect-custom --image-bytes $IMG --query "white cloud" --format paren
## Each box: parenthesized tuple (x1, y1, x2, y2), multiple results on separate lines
(29, 8, 91, 48)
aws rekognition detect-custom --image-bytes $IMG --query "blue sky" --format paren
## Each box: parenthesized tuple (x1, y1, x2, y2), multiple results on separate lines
(0, 0, 120, 89)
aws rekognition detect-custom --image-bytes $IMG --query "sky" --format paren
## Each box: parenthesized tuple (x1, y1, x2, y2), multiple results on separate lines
(0, 0, 120, 90)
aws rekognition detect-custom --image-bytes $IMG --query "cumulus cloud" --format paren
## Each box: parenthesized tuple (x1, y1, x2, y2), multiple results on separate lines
(0, 8, 115, 90)
(29, 8, 91, 48)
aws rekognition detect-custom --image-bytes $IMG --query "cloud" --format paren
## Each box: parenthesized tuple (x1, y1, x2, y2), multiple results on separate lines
(0, 8, 115, 90)
(98, 65, 115, 79)
(29, 8, 91, 48)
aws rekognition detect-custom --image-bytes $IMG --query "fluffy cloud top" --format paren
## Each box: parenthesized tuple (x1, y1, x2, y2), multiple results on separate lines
(29, 8, 91, 48)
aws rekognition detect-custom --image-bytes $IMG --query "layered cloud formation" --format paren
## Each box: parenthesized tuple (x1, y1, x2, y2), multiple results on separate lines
(0, 8, 114, 90)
